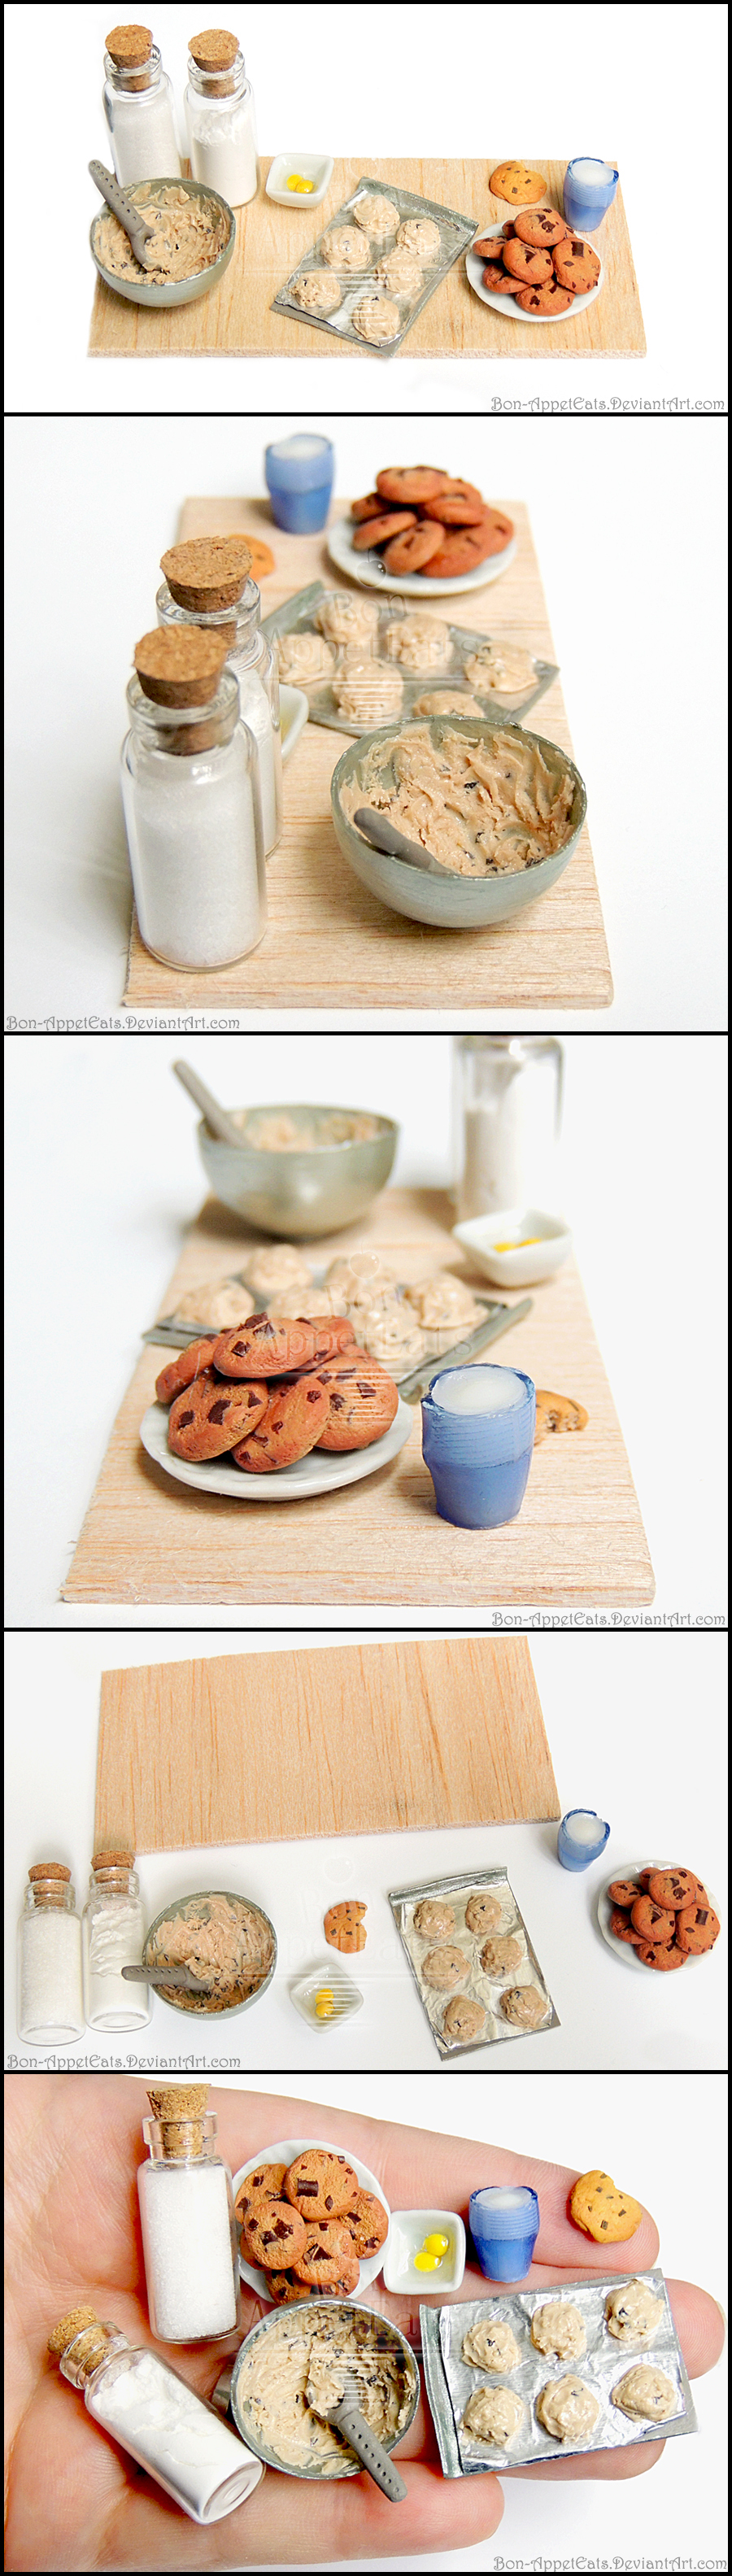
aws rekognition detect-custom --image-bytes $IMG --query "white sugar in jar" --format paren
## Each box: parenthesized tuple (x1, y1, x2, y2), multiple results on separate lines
(121, 670, 267, 970)
(102, 30, 181, 188)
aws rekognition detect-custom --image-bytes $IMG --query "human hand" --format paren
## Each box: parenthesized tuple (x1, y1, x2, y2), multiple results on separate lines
(4, 2074, 724, 2568)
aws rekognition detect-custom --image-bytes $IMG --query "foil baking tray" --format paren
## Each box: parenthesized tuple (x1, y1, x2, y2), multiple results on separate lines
(420, 2269, 696, 2473)
(388, 1866, 560, 2059)
(272, 175, 477, 355)
(262, 582, 557, 734)
(142, 1283, 532, 1391)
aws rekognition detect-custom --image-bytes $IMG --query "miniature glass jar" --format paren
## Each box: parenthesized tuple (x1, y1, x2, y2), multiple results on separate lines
(50, 2315, 261, 2522)
(120, 670, 266, 970)
(185, 44, 258, 205)
(421, 1364, 536, 1529)
(138, 2109, 241, 2342)
(82, 1854, 151, 2032)
(17, 1863, 85, 2046)
(155, 578, 283, 856)
(102, 38, 181, 190)
(452, 1036, 564, 1219)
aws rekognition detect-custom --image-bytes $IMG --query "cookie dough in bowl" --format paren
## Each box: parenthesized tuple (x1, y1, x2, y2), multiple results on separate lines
(332, 716, 586, 931)
(229, 2301, 419, 2476)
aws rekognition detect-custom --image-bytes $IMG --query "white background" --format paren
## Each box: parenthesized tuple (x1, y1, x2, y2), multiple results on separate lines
(4, 411, 728, 1031)
(5, 1628, 727, 2076)
(4, 1, 728, 416)
(3, 2061, 727, 2569)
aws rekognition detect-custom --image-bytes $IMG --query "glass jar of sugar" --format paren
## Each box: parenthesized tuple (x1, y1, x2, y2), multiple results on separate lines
(156, 573, 282, 857)
(137, 2084, 241, 2343)
(102, 24, 181, 189)
(185, 28, 258, 206)
(17, 1863, 85, 2045)
(49, 2310, 262, 2522)
(121, 624, 266, 971)
(453, 1036, 564, 1219)
(82, 1850, 151, 2032)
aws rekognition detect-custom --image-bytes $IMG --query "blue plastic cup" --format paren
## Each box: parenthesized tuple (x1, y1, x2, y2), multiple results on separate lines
(562, 159, 618, 233)
(556, 1809, 610, 1872)
(420, 1365, 535, 1529)
(264, 434, 335, 534)
(469, 2186, 540, 2282)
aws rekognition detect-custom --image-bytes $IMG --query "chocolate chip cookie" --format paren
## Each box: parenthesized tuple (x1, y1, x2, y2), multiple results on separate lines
(213, 1315, 319, 1378)
(155, 1335, 218, 1405)
(231, 1374, 332, 1471)
(168, 1374, 268, 1460)
(314, 1353, 399, 1451)
(242, 2195, 307, 2270)
(284, 2150, 359, 2221)
(345, 2190, 389, 2257)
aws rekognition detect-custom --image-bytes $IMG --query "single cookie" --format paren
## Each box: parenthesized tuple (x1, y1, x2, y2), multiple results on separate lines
(609, 1908, 643, 1944)
(284, 2151, 359, 2221)
(569, 2171, 643, 2243)
(376, 467, 451, 505)
(647, 1868, 699, 1911)
(155, 1335, 218, 1405)
(463, 2385, 525, 2445)
(514, 207, 568, 249)
(503, 238, 554, 285)
(213, 1315, 320, 1379)
(531, 2300, 586, 2360)
(605, 2278, 665, 2345)
(314, 1355, 399, 1451)
(536, 2375, 600, 2443)
(534, 1390, 589, 1442)
(499, 1985, 548, 2029)
(290, 270, 342, 316)
(514, 280, 575, 316)
(344, 2190, 389, 2257)
(373, 250, 423, 297)
(168, 1374, 268, 1461)
(674, 1900, 721, 1955)
(324, 1900, 367, 1953)
(266, 2270, 312, 2304)
(309, 1318, 361, 1364)
(480, 1934, 523, 1977)
(236, 2163, 288, 2218)
(351, 509, 416, 550)
(426, 513, 514, 577)
(352, 193, 399, 238)
(422, 480, 486, 526)
(421, 1944, 468, 1991)
(464, 1891, 502, 1936)
(553, 236, 601, 291)
(611, 2365, 678, 2422)
(394, 217, 442, 261)
(384, 522, 447, 573)
(482, 260, 520, 293)
(352, 295, 402, 345)
(489, 163, 547, 207)
(292, 2220, 359, 2285)
(608, 1880, 642, 1909)
(502, 221, 516, 238)
(442, 1994, 486, 2043)
(242, 2196, 307, 2271)
(351, 492, 390, 523)
(462, 2317, 520, 2372)
(630, 1896, 676, 1946)
(320, 224, 372, 272)
(231, 1374, 332, 1471)
(473, 233, 508, 256)
(635, 1938, 688, 1970)
(413, 1898, 456, 1940)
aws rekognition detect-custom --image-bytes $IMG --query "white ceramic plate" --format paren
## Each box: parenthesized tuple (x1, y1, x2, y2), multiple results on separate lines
(141, 1394, 412, 1502)
(279, 683, 308, 762)
(232, 2135, 390, 2296)
(597, 1863, 718, 1974)
(326, 513, 517, 599)
(466, 224, 603, 325)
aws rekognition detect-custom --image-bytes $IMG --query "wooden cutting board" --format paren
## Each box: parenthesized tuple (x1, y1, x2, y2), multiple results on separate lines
(94, 1636, 560, 1854)
(63, 1188, 654, 1608)
(89, 157, 643, 360)
(123, 496, 612, 1013)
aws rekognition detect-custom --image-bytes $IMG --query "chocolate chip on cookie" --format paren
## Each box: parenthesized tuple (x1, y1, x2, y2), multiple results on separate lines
(231, 1373, 331, 1471)
(608, 1881, 642, 1909)
(213, 1316, 319, 1379)
(344, 2190, 389, 2257)
(291, 2220, 358, 2285)
(635, 1939, 688, 1971)
(674, 1900, 721, 1955)
(630, 1896, 676, 1945)
(242, 2195, 307, 2271)
(168, 1373, 268, 1461)
(647, 1869, 699, 1911)
(284, 2150, 359, 2221)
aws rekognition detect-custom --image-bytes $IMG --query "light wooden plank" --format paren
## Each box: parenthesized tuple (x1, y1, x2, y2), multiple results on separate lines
(124, 496, 612, 1013)
(94, 1635, 560, 1854)
(89, 158, 643, 360)
(63, 1188, 654, 1608)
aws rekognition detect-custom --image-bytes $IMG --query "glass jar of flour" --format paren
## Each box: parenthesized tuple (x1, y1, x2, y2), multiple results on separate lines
(121, 627, 266, 971)
(102, 25, 181, 188)
(17, 1863, 85, 2046)
(82, 1852, 151, 2033)
(156, 575, 282, 857)
(185, 28, 259, 206)
(453, 1036, 564, 1218)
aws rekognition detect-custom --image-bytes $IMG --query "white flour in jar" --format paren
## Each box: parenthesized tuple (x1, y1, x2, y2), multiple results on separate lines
(88, 2347, 258, 2520)
(188, 102, 258, 206)
(461, 1054, 560, 1213)
(121, 747, 264, 970)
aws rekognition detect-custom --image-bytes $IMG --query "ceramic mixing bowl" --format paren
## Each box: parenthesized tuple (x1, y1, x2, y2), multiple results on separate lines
(330, 715, 586, 931)
(197, 1103, 399, 1236)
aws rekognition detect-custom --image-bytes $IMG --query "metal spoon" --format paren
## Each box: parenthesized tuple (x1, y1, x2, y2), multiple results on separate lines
(89, 161, 158, 268)
(172, 1059, 247, 1149)
(306, 2371, 407, 2503)
(121, 1963, 212, 1993)
(353, 807, 455, 880)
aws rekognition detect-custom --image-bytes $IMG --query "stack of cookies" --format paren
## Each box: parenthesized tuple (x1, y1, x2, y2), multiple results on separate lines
(475, 209, 600, 316)
(350, 467, 514, 580)
(608, 1867, 721, 1972)
(236, 2147, 389, 2304)
(155, 1313, 399, 1473)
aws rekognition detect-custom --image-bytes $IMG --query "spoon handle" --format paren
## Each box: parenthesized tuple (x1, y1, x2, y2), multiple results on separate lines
(120, 1964, 211, 1991)
(172, 1059, 246, 1149)
(88, 159, 153, 258)
(331, 2400, 407, 2503)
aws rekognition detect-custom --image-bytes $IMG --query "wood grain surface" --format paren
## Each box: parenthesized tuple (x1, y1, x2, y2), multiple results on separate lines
(94, 1635, 560, 1854)
(124, 496, 612, 1013)
(89, 158, 643, 360)
(63, 1188, 654, 1608)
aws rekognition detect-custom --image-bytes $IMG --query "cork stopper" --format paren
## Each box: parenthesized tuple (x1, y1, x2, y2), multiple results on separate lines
(105, 24, 153, 68)
(160, 536, 252, 613)
(47, 2307, 112, 2379)
(133, 625, 228, 708)
(28, 1863, 71, 1882)
(147, 2082, 210, 2160)
(189, 28, 239, 70)
(92, 1850, 134, 1871)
